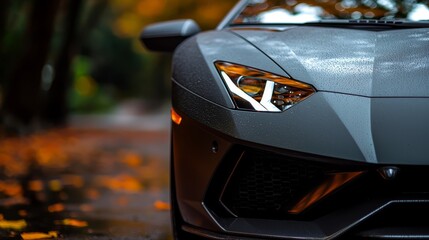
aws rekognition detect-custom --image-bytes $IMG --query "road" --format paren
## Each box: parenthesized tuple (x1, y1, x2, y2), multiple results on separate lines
(0, 108, 173, 240)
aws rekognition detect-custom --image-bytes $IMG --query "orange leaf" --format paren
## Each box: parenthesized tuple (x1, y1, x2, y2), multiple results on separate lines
(61, 175, 84, 188)
(122, 152, 142, 167)
(48, 203, 65, 213)
(154, 200, 170, 211)
(79, 204, 93, 212)
(21, 231, 58, 239)
(97, 175, 142, 193)
(85, 188, 100, 200)
(28, 180, 44, 192)
(57, 218, 88, 227)
(18, 210, 27, 217)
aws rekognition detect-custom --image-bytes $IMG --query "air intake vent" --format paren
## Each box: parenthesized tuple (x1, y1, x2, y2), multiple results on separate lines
(219, 149, 366, 219)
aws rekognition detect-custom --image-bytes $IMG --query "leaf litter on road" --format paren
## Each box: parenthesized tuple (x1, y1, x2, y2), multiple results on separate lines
(0, 128, 171, 239)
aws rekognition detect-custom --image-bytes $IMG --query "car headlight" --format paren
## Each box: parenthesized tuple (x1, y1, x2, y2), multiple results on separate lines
(215, 61, 316, 112)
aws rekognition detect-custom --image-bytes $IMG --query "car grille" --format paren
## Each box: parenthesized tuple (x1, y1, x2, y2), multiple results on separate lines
(216, 148, 367, 219)
(222, 151, 326, 217)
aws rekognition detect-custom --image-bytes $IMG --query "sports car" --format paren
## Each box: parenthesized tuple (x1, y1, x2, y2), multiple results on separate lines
(140, 0, 429, 239)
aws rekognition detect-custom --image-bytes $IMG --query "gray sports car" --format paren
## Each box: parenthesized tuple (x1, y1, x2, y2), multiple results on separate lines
(140, 0, 429, 239)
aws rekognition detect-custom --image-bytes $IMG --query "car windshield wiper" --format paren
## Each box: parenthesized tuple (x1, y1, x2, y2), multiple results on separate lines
(303, 19, 429, 28)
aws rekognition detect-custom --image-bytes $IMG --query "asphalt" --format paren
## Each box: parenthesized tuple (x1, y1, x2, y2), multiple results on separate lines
(0, 103, 173, 240)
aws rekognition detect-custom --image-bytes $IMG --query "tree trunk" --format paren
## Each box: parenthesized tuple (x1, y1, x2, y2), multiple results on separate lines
(44, 0, 107, 126)
(0, 0, 10, 89)
(43, 0, 83, 126)
(0, 0, 9, 46)
(2, 0, 60, 133)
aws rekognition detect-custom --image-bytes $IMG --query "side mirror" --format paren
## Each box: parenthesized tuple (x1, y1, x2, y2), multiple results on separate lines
(140, 19, 201, 52)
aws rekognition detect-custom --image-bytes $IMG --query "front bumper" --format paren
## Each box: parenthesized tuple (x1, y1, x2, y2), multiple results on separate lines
(172, 82, 429, 239)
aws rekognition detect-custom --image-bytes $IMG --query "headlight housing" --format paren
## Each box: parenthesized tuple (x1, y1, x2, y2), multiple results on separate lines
(215, 61, 316, 112)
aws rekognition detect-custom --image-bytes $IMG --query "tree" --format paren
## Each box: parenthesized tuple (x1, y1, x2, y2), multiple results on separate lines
(43, 0, 83, 126)
(2, 0, 60, 133)
(44, 0, 108, 126)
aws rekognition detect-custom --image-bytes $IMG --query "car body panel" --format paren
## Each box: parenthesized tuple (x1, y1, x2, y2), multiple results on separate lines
(233, 27, 429, 97)
(173, 83, 365, 162)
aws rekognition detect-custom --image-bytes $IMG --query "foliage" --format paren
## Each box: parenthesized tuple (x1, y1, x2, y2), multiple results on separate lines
(69, 56, 116, 113)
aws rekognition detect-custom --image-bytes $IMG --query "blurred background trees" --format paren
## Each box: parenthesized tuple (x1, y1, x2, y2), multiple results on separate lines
(0, 0, 235, 133)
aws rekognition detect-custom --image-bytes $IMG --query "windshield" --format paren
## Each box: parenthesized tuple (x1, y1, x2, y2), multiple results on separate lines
(232, 0, 429, 24)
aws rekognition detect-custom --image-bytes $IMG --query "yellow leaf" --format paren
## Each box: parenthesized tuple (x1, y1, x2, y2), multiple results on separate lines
(48, 232, 58, 238)
(0, 219, 27, 230)
(49, 180, 63, 192)
(20, 231, 58, 239)
(154, 200, 170, 211)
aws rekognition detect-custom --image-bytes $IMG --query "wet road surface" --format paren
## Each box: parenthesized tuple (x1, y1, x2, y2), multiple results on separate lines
(0, 112, 172, 239)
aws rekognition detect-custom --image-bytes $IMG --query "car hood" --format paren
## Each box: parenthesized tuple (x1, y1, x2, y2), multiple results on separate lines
(232, 26, 429, 97)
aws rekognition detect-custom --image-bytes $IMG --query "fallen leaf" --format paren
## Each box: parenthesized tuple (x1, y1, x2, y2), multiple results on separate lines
(0, 219, 27, 230)
(49, 180, 62, 191)
(48, 203, 64, 212)
(59, 192, 68, 201)
(20, 231, 58, 239)
(122, 152, 142, 167)
(79, 204, 93, 212)
(154, 200, 171, 211)
(61, 175, 84, 188)
(48, 231, 58, 238)
(28, 180, 44, 192)
(97, 175, 142, 193)
(56, 218, 88, 227)
(85, 188, 100, 200)
(18, 210, 27, 217)
(1, 196, 29, 206)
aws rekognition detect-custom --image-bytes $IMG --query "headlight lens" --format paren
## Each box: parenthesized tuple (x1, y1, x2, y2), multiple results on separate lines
(215, 61, 316, 112)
